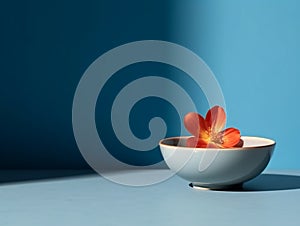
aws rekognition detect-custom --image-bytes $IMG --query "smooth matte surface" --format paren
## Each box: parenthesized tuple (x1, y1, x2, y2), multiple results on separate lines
(160, 136, 275, 188)
(0, 170, 300, 226)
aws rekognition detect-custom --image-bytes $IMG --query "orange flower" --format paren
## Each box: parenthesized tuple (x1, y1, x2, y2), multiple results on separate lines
(184, 106, 243, 148)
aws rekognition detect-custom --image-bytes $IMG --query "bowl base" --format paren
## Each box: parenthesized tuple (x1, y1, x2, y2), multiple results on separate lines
(189, 183, 244, 191)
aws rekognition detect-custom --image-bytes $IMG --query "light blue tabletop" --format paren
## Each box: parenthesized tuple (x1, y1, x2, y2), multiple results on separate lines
(0, 170, 300, 226)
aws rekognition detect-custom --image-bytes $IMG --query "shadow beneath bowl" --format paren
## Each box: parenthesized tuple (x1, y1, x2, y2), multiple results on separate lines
(235, 174, 300, 192)
(189, 174, 300, 192)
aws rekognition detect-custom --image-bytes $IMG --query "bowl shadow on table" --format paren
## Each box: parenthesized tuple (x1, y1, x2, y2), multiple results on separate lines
(225, 174, 300, 192)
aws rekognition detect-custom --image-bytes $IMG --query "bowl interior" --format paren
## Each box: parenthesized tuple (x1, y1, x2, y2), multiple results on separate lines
(159, 136, 275, 150)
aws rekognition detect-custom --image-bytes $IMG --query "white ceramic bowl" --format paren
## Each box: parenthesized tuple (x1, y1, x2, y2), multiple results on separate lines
(159, 136, 275, 190)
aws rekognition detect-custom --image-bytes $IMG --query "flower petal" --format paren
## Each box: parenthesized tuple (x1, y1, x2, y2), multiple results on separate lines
(234, 139, 244, 148)
(220, 128, 241, 148)
(205, 106, 226, 133)
(184, 112, 207, 137)
(186, 137, 209, 148)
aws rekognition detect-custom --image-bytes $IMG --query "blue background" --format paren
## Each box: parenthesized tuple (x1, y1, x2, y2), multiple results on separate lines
(1, 0, 299, 169)
(174, 0, 300, 169)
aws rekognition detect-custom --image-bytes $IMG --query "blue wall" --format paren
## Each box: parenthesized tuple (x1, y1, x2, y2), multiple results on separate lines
(2, 0, 300, 169)
(170, 0, 300, 169)
(1, 0, 177, 169)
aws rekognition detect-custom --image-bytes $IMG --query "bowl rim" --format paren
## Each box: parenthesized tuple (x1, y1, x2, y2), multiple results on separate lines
(159, 136, 276, 151)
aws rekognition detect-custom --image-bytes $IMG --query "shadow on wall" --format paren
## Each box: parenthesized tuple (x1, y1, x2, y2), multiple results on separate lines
(1, 0, 178, 169)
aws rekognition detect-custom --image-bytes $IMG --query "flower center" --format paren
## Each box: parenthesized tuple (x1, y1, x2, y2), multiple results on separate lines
(210, 132, 224, 144)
